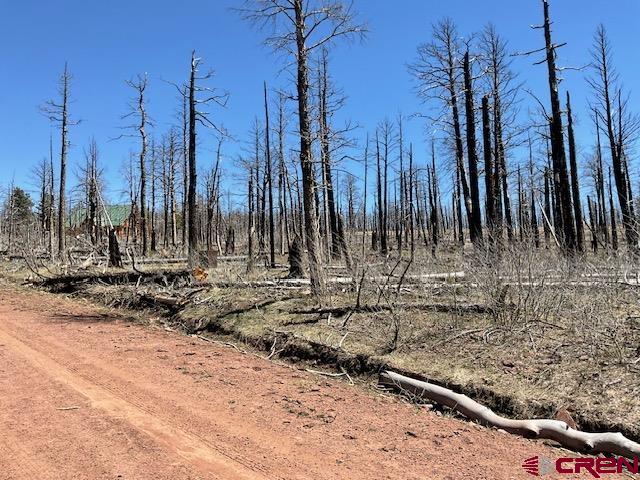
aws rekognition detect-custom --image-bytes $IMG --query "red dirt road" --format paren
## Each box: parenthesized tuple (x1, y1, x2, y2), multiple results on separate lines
(0, 287, 587, 479)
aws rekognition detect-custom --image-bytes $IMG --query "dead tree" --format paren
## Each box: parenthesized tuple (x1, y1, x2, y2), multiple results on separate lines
(566, 92, 584, 252)
(275, 92, 290, 254)
(173, 51, 228, 268)
(594, 114, 609, 246)
(317, 50, 339, 259)
(168, 128, 179, 247)
(408, 143, 415, 258)
(543, 165, 552, 246)
(463, 49, 483, 245)
(377, 119, 394, 255)
(247, 163, 255, 272)
(608, 166, 619, 251)
(181, 90, 189, 249)
(589, 25, 639, 252)
(481, 95, 496, 241)
(41, 63, 78, 258)
(397, 115, 405, 254)
(587, 196, 598, 253)
(524, 0, 576, 251)
(209, 136, 224, 252)
(263, 82, 276, 267)
(80, 138, 101, 246)
(361, 133, 369, 257)
(240, 0, 365, 298)
(410, 19, 473, 237)
(123, 74, 150, 256)
(480, 24, 519, 242)
(375, 130, 384, 254)
(429, 142, 440, 256)
(34, 154, 54, 254)
(150, 139, 158, 252)
(528, 136, 540, 247)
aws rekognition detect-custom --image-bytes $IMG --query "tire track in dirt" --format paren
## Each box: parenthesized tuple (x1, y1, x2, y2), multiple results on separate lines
(0, 324, 268, 480)
(0, 318, 285, 479)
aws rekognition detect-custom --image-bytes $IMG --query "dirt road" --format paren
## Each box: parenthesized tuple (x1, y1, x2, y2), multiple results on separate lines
(0, 287, 581, 479)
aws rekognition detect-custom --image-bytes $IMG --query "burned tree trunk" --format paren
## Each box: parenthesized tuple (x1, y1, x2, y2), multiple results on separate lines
(541, 0, 576, 251)
(588, 196, 598, 253)
(247, 164, 255, 273)
(125, 74, 149, 257)
(566, 92, 584, 252)
(463, 50, 483, 245)
(41, 64, 77, 258)
(264, 81, 276, 268)
(187, 53, 198, 267)
(591, 25, 637, 253)
(375, 131, 384, 254)
(482, 95, 495, 241)
(108, 229, 123, 268)
(288, 235, 304, 279)
(293, 1, 326, 296)
(318, 51, 340, 260)
(543, 166, 552, 246)
(609, 167, 618, 252)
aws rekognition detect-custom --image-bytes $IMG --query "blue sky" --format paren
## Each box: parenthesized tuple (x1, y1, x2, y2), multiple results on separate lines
(1, 0, 638, 206)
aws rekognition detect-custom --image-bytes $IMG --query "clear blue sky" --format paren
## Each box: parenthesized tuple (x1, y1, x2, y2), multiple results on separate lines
(1, 0, 638, 205)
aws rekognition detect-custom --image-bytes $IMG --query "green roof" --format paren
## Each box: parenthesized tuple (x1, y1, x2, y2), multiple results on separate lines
(68, 204, 130, 228)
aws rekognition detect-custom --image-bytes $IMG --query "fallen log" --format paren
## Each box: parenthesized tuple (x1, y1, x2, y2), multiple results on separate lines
(36, 270, 191, 292)
(289, 303, 489, 317)
(379, 370, 640, 459)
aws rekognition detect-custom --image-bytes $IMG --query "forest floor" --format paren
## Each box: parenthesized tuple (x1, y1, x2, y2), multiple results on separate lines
(0, 284, 593, 480)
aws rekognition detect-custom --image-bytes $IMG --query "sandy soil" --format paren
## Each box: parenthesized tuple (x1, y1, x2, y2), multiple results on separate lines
(0, 287, 591, 479)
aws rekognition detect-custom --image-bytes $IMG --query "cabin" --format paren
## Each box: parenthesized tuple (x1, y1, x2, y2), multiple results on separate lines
(67, 204, 131, 239)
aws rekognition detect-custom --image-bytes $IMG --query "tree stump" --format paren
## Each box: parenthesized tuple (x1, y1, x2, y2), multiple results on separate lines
(108, 229, 123, 268)
(288, 236, 304, 279)
(225, 227, 235, 254)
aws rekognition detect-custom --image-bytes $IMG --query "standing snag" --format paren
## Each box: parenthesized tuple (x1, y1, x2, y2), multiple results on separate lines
(41, 63, 79, 258)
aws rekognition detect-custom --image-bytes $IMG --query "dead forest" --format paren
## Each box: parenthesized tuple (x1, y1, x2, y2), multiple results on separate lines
(3, 0, 640, 460)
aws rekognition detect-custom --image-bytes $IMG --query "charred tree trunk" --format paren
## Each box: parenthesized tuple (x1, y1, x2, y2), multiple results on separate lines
(609, 166, 618, 252)
(588, 196, 598, 253)
(566, 92, 584, 252)
(288, 235, 304, 279)
(294, 0, 325, 296)
(182, 91, 189, 250)
(595, 115, 609, 246)
(482, 95, 495, 242)
(408, 143, 415, 258)
(543, 167, 552, 246)
(375, 131, 384, 254)
(264, 81, 276, 268)
(247, 165, 255, 272)
(319, 52, 340, 260)
(463, 51, 483, 245)
(542, 0, 576, 252)
(429, 144, 439, 257)
(187, 52, 199, 268)
(108, 228, 123, 268)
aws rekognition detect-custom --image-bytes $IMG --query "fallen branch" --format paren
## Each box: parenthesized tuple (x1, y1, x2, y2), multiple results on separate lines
(379, 370, 640, 459)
